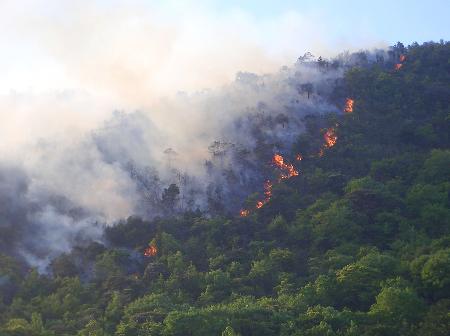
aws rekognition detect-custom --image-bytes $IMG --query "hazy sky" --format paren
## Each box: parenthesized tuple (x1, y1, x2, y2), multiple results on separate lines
(0, 0, 448, 150)
(1, 0, 448, 95)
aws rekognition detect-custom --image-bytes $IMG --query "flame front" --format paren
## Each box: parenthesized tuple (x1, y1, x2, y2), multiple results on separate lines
(240, 104, 345, 216)
(273, 154, 299, 180)
(239, 156, 297, 216)
(253, 157, 295, 211)
(255, 180, 273, 209)
(344, 98, 354, 113)
(254, 180, 273, 210)
(144, 244, 158, 257)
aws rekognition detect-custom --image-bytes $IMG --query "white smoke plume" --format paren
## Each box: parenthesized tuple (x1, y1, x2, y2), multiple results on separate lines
(0, 0, 388, 270)
(0, 59, 347, 271)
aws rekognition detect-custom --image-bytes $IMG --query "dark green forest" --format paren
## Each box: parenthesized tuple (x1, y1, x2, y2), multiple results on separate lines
(1, 41, 449, 335)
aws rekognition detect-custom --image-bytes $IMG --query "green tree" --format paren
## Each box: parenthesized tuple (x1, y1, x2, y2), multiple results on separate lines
(369, 278, 426, 335)
(77, 320, 106, 336)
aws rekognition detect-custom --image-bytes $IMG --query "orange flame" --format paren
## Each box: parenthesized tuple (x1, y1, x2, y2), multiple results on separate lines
(256, 180, 273, 209)
(273, 154, 299, 180)
(240, 209, 250, 217)
(240, 117, 343, 216)
(323, 127, 337, 148)
(263, 180, 273, 198)
(255, 201, 264, 209)
(344, 98, 354, 113)
(395, 54, 406, 70)
(254, 156, 297, 210)
(239, 155, 299, 215)
(144, 244, 158, 257)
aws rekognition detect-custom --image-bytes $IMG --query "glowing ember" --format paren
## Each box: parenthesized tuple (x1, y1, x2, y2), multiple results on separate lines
(263, 180, 273, 198)
(394, 63, 403, 70)
(399, 54, 406, 62)
(318, 148, 325, 157)
(240, 209, 250, 217)
(323, 128, 337, 148)
(255, 180, 273, 209)
(344, 98, 354, 113)
(296, 153, 303, 161)
(144, 245, 158, 257)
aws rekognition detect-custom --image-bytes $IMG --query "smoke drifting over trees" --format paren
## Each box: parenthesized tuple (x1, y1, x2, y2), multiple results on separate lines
(0, 48, 394, 270)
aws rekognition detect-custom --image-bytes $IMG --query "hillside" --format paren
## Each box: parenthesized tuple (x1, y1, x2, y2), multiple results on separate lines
(0, 41, 449, 336)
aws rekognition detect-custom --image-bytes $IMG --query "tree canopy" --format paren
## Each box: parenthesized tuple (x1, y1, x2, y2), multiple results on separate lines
(0, 41, 449, 336)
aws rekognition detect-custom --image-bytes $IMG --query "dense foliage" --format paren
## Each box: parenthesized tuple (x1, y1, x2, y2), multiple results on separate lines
(0, 41, 449, 335)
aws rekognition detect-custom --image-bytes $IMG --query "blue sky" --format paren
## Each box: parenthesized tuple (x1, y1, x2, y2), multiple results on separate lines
(94, 0, 449, 45)
(205, 0, 449, 45)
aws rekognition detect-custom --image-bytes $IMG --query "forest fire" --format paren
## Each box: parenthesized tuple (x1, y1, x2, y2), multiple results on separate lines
(240, 126, 338, 216)
(240, 209, 250, 217)
(255, 201, 265, 209)
(241, 179, 273, 214)
(318, 127, 338, 157)
(144, 244, 158, 257)
(255, 180, 273, 209)
(239, 156, 297, 216)
(395, 54, 406, 70)
(264, 180, 273, 198)
(272, 154, 299, 180)
(242, 179, 273, 214)
(324, 127, 337, 148)
(344, 98, 354, 113)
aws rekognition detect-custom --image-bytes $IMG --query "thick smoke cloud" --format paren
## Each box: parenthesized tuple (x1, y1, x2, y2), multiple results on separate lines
(0, 55, 355, 270)
(0, 0, 390, 269)
(0, 163, 103, 271)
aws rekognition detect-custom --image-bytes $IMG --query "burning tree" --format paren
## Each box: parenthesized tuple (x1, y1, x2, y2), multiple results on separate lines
(144, 244, 157, 257)
(324, 127, 338, 149)
(344, 98, 354, 113)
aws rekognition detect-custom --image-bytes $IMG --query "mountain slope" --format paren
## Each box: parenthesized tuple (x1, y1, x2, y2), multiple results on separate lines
(0, 41, 449, 336)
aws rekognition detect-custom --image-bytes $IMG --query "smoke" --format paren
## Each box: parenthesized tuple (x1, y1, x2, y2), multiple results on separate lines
(0, 162, 104, 272)
(0, 1, 389, 270)
(0, 57, 349, 271)
(0, 1, 385, 96)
